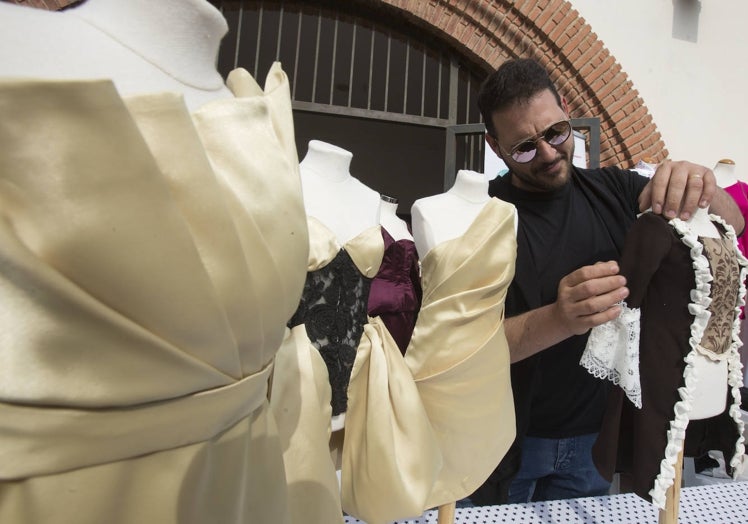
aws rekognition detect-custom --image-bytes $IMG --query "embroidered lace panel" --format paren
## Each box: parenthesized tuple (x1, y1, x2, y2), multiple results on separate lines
(701, 236, 741, 356)
(288, 249, 372, 415)
(580, 302, 642, 408)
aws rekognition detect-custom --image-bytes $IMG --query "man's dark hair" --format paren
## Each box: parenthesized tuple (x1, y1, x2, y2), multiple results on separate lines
(478, 58, 562, 137)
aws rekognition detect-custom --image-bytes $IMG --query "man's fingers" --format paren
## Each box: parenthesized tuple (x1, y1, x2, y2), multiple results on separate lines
(644, 161, 716, 220)
(638, 182, 652, 213)
(662, 166, 688, 219)
(579, 303, 623, 330)
(572, 286, 629, 316)
(678, 171, 705, 220)
(648, 160, 673, 215)
(563, 261, 620, 288)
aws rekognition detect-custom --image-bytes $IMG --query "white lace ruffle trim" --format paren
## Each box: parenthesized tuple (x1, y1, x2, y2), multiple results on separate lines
(581, 303, 642, 408)
(648, 214, 747, 509)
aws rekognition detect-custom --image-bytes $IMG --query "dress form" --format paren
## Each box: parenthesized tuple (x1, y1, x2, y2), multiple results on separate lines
(687, 207, 728, 419)
(0, 3, 309, 521)
(411, 170, 491, 258)
(714, 159, 739, 188)
(299, 140, 381, 244)
(379, 195, 413, 241)
(298, 140, 380, 432)
(0, 0, 233, 110)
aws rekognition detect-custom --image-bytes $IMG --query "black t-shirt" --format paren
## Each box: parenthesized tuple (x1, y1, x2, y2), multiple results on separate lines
(489, 166, 649, 438)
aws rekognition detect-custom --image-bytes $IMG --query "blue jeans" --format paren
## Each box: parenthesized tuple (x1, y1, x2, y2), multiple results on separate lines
(507, 433, 610, 503)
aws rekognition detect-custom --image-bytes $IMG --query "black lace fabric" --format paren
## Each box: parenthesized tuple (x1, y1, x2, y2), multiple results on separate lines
(288, 249, 372, 415)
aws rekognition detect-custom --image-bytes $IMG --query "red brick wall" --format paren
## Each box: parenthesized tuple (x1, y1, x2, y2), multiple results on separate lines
(377, 0, 667, 167)
(7, 0, 80, 9)
(14, 0, 666, 167)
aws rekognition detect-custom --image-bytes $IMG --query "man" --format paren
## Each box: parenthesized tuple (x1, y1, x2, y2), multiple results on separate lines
(469, 58, 744, 505)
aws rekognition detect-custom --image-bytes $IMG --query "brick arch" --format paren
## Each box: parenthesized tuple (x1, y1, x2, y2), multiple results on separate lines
(375, 0, 667, 167)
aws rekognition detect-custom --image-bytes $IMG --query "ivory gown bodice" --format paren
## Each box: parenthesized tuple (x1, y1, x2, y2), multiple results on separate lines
(0, 63, 309, 524)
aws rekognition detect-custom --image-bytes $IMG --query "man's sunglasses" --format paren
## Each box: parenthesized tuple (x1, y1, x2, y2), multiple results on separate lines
(501, 120, 572, 164)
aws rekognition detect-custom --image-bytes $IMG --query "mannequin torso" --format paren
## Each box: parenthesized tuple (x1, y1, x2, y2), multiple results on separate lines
(411, 169, 491, 258)
(0, 0, 233, 110)
(379, 196, 413, 242)
(299, 140, 381, 245)
(298, 140, 380, 432)
(714, 159, 739, 189)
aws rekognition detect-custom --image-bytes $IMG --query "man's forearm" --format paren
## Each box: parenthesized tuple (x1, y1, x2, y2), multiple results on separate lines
(709, 186, 745, 235)
(505, 304, 574, 363)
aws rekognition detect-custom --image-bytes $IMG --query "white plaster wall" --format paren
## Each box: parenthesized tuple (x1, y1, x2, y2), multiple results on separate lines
(570, 0, 748, 180)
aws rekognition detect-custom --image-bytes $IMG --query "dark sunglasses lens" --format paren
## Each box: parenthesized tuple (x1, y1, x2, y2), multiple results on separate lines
(512, 142, 537, 163)
(546, 121, 571, 145)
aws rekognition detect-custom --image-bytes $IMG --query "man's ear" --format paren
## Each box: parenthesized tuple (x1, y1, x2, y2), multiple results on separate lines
(561, 96, 570, 116)
(485, 132, 500, 156)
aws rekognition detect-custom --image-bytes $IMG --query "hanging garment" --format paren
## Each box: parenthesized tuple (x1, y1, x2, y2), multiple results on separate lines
(581, 212, 747, 509)
(0, 63, 309, 524)
(367, 228, 422, 354)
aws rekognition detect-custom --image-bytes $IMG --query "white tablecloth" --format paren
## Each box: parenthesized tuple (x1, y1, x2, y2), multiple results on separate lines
(344, 480, 748, 523)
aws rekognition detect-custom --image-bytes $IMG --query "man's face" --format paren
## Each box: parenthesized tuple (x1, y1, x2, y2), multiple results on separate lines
(486, 89, 574, 192)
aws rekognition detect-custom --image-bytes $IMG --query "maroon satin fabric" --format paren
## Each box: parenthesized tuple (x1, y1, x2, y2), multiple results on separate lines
(367, 228, 422, 353)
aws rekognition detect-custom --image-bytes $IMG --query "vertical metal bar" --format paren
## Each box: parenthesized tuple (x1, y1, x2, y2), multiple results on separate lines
(254, 1, 263, 79)
(233, 2, 243, 69)
(437, 52, 443, 119)
(348, 22, 357, 108)
(463, 135, 473, 169)
(312, 9, 322, 103)
(471, 135, 476, 170)
(479, 132, 485, 172)
(330, 14, 339, 105)
(384, 31, 391, 112)
(464, 73, 472, 125)
(420, 44, 426, 116)
(367, 27, 374, 110)
(444, 126, 457, 191)
(403, 38, 410, 114)
(293, 4, 302, 100)
(275, 3, 284, 60)
(448, 56, 459, 124)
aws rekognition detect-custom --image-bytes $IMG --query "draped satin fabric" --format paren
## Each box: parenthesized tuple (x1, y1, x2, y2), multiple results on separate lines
(342, 198, 518, 524)
(0, 63, 309, 523)
(367, 229, 422, 354)
(270, 218, 384, 524)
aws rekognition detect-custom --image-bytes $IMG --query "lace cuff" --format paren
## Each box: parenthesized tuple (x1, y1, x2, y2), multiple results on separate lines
(580, 302, 642, 408)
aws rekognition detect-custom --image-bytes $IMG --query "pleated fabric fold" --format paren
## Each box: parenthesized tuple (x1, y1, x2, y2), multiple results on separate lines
(343, 198, 517, 523)
(0, 63, 308, 524)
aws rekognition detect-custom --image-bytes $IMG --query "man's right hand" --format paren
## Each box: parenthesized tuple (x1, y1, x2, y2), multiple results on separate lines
(506, 261, 629, 363)
(552, 261, 629, 337)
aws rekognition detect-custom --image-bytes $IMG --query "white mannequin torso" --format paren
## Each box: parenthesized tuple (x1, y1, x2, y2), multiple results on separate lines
(298, 139, 379, 432)
(714, 159, 739, 188)
(687, 206, 728, 419)
(299, 140, 380, 245)
(0, 0, 233, 110)
(411, 170, 491, 258)
(379, 197, 413, 242)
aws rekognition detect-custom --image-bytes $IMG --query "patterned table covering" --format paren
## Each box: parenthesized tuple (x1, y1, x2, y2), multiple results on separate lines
(344, 480, 748, 523)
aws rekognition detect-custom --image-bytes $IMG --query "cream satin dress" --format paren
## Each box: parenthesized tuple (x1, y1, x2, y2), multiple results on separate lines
(272, 198, 517, 524)
(0, 64, 308, 524)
